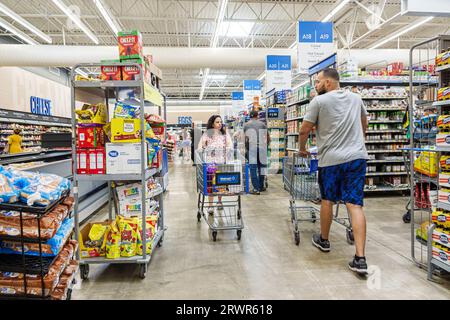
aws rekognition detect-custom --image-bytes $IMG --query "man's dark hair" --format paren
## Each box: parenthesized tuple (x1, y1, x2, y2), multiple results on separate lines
(322, 68, 340, 82)
(250, 110, 259, 118)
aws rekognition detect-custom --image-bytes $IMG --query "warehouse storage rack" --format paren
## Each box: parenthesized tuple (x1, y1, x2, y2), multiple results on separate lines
(70, 63, 165, 279)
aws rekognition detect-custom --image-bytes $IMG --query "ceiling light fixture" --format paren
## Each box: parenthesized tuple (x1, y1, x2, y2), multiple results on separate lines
(52, 0, 99, 44)
(0, 3, 52, 43)
(322, 0, 351, 22)
(0, 16, 38, 45)
(93, 0, 120, 35)
(369, 16, 434, 49)
(258, 72, 266, 81)
(211, 0, 229, 48)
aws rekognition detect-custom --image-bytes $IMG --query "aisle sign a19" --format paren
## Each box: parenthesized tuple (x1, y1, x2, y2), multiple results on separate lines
(266, 55, 292, 92)
(297, 21, 334, 73)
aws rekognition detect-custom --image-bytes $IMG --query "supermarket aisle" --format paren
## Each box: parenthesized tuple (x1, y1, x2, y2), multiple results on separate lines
(73, 163, 450, 300)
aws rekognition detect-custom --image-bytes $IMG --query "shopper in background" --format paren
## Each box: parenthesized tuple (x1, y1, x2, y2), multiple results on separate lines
(244, 110, 269, 195)
(190, 122, 202, 166)
(298, 68, 370, 275)
(198, 115, 233, 215)
(182, 133, 192, 161)
(5, 128, 23, 154)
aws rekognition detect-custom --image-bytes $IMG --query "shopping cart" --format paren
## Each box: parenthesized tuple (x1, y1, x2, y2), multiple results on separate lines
(284, 154, 355, 246)
(196, 150, 249, 241)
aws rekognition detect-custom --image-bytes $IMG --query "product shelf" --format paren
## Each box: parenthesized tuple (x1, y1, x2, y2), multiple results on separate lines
(286, 98, 310, 107)
(286, 133, 299, 136)
(366, 108, 407, 112)
(73, 80, 142, 88)
(0, 254, 58, 275)
(362, 97, 408, 100)
(366, 130, 404, 134)
(286, 117, 304, 122)
(430, 258, 450, 273)
(365, 140, 409, 144)
(367, 150, 403, 153)
(436, 64, 450, 72)
(368, 120, 403, 124)
(364, 186, 409, 192)
(432, 100, 450, 107)
(437, 202, 450, 211)
(286, 148, 299, 152)
(365, 172, 407, 177)
(366, 159, 404, 164)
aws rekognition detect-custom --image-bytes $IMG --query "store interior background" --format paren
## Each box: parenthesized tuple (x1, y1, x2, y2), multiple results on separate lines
(0, 0, 449, 299)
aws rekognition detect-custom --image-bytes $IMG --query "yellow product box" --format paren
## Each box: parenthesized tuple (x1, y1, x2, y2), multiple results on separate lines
(437, 115, 450, 130)
(436, 50, 450, 67)
(437, 87, 450, 101)
(413, 151, 438, 177)
(440, 156, 450, 171)
(78, 221, 110, 258)
(432, 229, 450, 248)
(432, 244, 450, 266)
(432, 209, 450, 229)
(111, 118, 141, 143)
(436, 132, 450, 149)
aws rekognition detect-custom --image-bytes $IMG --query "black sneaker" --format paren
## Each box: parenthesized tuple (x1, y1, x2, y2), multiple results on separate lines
(312, 233, 330, 252)
(250, 190, 260, 195)
(348, 256, 368, 275)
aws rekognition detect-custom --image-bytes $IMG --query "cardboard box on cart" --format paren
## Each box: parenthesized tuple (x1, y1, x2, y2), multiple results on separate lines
(118, 30, 143, 60)
(106, 142, 149, 174)
(78, 220, 111, 258)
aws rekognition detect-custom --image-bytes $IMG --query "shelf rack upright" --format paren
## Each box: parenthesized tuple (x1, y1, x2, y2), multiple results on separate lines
(70, 63, 165, 279)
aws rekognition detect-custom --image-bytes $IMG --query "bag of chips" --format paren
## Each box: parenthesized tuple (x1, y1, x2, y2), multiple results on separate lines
(117, 216, 138, 257)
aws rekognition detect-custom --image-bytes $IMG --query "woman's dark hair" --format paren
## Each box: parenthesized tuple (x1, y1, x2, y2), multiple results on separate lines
(206, 115, 226, 137)
(13, 128, 21, 135)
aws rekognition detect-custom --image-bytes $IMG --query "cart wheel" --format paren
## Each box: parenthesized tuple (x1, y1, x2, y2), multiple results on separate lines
(212, 231, 218, 242)
(197, 212, 202, 222)
(311, 212, 317, 223)
(403, 211, 411, 223)
(237, 230, 242, 240)
(66, 288, 72, 301)
(139, 264, 147, 279)
(80, 265, 89, 280)
(346, 229, 355, 245)
(294, 231, 300, 246)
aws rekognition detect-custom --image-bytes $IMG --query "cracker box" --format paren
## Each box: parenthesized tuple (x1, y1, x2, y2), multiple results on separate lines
(106, 143, 149, 174)
(76, 149, 89, 174)
(118, 30, 143, 60)
(88, 148, 106, 174)
(432, 210, 450, 229)
(111, 118, 142, 143)
(436, 132, 450, 149)
(439, 172, 450, 189)
(438, 188, 450, 208)
(432, 244, 450, 266)
(100, 61, 122, 81)
(78, 221, 111, 258)
(432, 229, 450, 248)
(77, 127, 105, 149)
(437, 87, 450, 101)
(436, 50, 450, 67)
(122, 58, 145, 81)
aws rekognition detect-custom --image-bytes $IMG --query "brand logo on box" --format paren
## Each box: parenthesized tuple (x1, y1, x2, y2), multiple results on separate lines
(446, 136, 450, 144)
(440, 234, 449, 244)
(120, 36, 137, 45)
(438, 215, 447, 222)
(439, 251, 448, 261)
(109, 151, 119, 157)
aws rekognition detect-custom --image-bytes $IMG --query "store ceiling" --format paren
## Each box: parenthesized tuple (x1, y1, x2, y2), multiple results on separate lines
(0, 0, 450, 100)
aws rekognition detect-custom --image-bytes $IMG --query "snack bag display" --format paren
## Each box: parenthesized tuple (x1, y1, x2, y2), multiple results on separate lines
(136, 216, 158, 255)
(438, 87, 450, 101)
(105, 221, 121, 259)
(0, 174, 18, 204)
(117, 216, 138, 257)
(437, 115, 450, 130)
(436, 50, 450, 67)
(88, 223, 107, 247)
(76, 103, 107, 125)
(113, 102, 140, 119)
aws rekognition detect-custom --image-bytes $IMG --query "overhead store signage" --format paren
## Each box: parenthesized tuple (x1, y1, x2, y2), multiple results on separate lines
(297, 21, 334, 74)
(401, 0, 450, 16)
(232, 91, 244, 116)
(30, 96, 52, 116)
(178, 116, 192, 125)
(266, 55, 292, 92)
(243, 80, 261, 108)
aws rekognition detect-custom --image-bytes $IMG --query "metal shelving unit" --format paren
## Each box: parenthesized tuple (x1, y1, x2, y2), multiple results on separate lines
(70, 63, 165, 280)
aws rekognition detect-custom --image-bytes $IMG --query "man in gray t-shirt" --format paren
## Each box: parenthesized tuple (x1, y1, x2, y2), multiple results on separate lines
(299, 68, 369, 275)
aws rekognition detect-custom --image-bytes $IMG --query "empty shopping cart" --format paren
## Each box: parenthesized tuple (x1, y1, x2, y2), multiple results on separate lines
(285, 154, 355, 245)
(196, 150, 249, 241)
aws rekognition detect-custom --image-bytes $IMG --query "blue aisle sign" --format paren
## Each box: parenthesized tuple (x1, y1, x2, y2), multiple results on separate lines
(298, 21, 333, 43)
(232, 92, 244, 101)
(243, 80, 261, 107)
(266, 55, 292, 91)
(30, 96, 52, 116)
(243, 80, 261, 91)
(297, 21, 334, 73)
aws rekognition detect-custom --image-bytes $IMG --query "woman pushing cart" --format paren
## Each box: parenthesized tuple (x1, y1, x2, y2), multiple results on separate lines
(196, 115, 249, 241)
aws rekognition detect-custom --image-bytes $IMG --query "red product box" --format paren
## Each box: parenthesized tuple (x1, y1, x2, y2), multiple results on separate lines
(77, 127, 105, 149)
(101, 65, 122, 81)
(88, 148, 106, 174)
(77, 149, 89, 174)
(152, 149, 163, 169)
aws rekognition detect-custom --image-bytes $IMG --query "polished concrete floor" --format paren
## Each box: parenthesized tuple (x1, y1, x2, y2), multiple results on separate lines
(73, 160, 450, 300)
